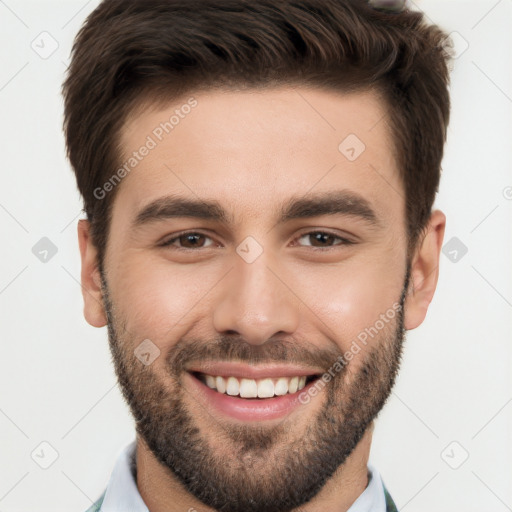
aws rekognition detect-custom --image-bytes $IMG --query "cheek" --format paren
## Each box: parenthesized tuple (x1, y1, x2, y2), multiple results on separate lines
(292, 254, 404, 351)
(109, 255, 214, 346)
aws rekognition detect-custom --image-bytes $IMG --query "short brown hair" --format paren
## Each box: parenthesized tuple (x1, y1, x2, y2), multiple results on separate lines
(62, 0, 451, 265)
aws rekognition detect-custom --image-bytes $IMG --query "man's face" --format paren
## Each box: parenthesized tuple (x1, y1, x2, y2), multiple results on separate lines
(97, 87, 411, 512)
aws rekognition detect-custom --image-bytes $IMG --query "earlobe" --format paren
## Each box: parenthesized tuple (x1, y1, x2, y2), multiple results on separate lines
(404, 210, 446, 330)
(77, 219, 107, 328)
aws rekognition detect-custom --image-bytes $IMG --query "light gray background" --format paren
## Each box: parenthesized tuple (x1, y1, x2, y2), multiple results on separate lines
(1, 1, 511, 510)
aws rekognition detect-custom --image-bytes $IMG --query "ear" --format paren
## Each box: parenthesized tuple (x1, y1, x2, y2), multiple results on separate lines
(77, 219, 107, 328)
(404, 209, 446, 330)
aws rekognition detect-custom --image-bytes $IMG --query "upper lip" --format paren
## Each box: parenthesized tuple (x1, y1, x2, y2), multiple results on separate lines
(187, 362, 323, 380)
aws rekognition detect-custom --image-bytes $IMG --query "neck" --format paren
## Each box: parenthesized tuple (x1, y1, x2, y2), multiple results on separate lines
(136, 424, 373, 512)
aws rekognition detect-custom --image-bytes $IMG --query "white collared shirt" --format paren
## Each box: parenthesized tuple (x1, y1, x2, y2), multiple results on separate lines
(97, 439, 387, 512)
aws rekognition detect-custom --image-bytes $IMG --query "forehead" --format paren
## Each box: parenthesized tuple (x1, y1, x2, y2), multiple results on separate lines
(115, 86, 402, 224)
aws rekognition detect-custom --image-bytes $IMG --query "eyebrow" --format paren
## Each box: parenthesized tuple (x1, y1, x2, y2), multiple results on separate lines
(132, 190, 381, 229)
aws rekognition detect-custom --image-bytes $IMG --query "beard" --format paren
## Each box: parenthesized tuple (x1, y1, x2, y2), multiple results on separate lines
(100, 264, 410, 512)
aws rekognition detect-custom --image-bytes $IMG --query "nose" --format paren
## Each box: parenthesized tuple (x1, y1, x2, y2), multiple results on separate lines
(212, 249, 300, 346)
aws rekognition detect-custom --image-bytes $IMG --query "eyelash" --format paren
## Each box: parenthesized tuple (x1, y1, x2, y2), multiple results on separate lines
(159, 230, 355, 251)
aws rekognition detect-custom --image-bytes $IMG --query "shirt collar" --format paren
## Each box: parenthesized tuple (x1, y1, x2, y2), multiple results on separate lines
(348, 463, 387, 512)
(101, 439, 386, 512)
(100, 439, 148, 512)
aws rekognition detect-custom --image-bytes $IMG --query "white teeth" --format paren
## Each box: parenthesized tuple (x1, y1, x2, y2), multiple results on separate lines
(199, 373, 315, 398)
(288, 376, 299, 394)
(239, 378, 258, 398)
(205, 375, 216, 389)
(274, 377, 289, 396)
(257, 378, 274, 398)
(216, 376, 226, 394)
(226, 376, 239, 396)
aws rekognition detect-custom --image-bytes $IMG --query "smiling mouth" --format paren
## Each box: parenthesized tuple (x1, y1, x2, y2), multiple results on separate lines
(190, 371, 321, 399)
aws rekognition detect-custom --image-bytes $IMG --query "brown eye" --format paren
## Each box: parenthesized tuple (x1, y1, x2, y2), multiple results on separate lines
(296, 231, 353, 249)
(161, 232, 214, 249)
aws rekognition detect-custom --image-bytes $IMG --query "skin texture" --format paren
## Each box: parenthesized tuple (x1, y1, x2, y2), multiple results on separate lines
(78, 86, 446, 512)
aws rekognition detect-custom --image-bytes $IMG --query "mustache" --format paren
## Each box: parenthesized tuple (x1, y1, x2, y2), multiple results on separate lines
(167, 336, 345, 375)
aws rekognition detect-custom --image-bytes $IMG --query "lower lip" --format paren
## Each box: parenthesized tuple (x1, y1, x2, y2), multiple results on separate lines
(184, 372, 320, 422)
